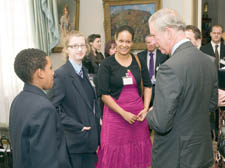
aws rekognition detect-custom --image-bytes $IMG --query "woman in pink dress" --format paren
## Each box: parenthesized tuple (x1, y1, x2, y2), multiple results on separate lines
(96, 25, 152, 168)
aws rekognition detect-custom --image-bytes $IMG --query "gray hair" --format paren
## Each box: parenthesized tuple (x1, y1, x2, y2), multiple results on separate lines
(149, 8, 186, 32)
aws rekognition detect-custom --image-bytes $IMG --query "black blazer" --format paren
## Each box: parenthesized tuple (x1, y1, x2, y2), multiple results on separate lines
(200, 42, 225, 68)
(9, 84, 71, 168)
(49, 61, 100, 154)
(137, 49, 169, 77)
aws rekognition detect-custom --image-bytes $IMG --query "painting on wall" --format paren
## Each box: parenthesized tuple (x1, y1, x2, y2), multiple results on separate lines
(103, 0, 161, 50)
(53, 0, 80, 52)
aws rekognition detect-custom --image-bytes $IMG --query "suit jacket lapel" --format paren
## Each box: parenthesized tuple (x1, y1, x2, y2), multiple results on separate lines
(83, 68, 97, 98)
(144, 50, 148, 63)
(209, 43, 215, 57)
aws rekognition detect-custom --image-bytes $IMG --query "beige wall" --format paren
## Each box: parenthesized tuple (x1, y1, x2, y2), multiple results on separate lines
(79, 0, 105, 52)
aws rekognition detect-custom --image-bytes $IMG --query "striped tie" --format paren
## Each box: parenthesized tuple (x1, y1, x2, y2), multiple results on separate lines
(78, 69, 83, 78)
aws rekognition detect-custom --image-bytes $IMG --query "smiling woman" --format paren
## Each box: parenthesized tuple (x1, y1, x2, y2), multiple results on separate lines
(96, 25, 153, 168)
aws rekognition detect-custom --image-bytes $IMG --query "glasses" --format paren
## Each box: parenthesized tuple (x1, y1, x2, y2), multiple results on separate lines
(211, 32, 222, 35)
(68, 44, 86, 49)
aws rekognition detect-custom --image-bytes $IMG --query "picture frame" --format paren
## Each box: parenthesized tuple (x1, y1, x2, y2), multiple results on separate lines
(52, 0, 80, 53)
(103, 0, 161, 50)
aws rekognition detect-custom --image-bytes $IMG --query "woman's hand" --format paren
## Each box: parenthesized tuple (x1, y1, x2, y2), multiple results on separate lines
(137, 107, 149, 122)
(121, 111, 138, 124)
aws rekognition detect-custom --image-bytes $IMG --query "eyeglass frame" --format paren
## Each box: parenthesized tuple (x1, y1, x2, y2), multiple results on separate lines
(68, 44, 87, 49)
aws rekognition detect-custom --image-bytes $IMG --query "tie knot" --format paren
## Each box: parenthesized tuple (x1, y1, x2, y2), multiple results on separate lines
(78, 69, 83, 78)
(149, 52, 154, 57)
(215, 45, 219, 49)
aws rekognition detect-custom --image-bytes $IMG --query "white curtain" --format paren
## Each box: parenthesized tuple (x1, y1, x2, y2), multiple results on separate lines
(0, 0, 36, 126)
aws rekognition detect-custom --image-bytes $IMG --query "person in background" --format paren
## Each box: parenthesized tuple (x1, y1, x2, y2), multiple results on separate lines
(48, 31, 101, 168)
(185, 25, 216, 64)
(185, 25, 220, 142)
(138, 35, 169, 107)
(83, 34, 104, 75)
(145, 8, 218, 168)
(185, 25, 201, 48)
(104, 40, 116, 58)
(9, 48, 71, 168)
(83, 34, 104, 88)
(200, 24, 225, 69)
(96, 25, 152, 168)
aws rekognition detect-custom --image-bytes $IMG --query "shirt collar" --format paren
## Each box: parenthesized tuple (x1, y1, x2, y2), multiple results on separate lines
(69, 59, 82, 74)
(147, 49, 156, 56)
(211, 41, 221, 48)
(171, 39, 189, 55)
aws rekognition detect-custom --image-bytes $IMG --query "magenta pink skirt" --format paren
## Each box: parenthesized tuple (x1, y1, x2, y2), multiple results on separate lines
(96, 72, 152, 168)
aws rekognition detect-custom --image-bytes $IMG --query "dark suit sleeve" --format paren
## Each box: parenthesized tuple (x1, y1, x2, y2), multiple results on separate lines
(209, 73, 218, 112)
(29, 106, 59, 168)
(49, 73, 83, 131)
(147, 64, 181, 133)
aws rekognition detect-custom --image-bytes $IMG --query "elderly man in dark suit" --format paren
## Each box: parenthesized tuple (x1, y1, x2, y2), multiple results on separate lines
(9, 48, 71, 168)
(49, 31, 100, 168)
(144, 8, 218, 168)
(200, 24, 225, 69)
(138, 35, 169, 106)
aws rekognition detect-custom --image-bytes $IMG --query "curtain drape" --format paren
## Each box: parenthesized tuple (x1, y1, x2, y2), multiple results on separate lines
(0, 0, 36, 126)
(30, 0, 59, 55)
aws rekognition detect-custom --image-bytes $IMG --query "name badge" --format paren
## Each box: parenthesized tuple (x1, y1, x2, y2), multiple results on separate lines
(122, 76, 133, 85)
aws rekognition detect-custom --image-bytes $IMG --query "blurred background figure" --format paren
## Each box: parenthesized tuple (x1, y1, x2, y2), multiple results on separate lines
(138, 35, 169, 107)
(200, 24, 225, 69)
(185, 25, 201, 48)
(104, 40, 116, 58)
(83, 34, 104, 87)
(83, 34, 104, 75)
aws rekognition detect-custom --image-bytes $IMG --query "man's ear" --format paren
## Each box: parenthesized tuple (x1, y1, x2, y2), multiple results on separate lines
(165, 27, 172, 39)
(197, 39, 201, 48)
(210, 31, 213, 38)
(36, 68, 45, 79)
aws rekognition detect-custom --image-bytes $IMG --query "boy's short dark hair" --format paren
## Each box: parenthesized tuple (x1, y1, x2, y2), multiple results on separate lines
(14, 48, 47, 83)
